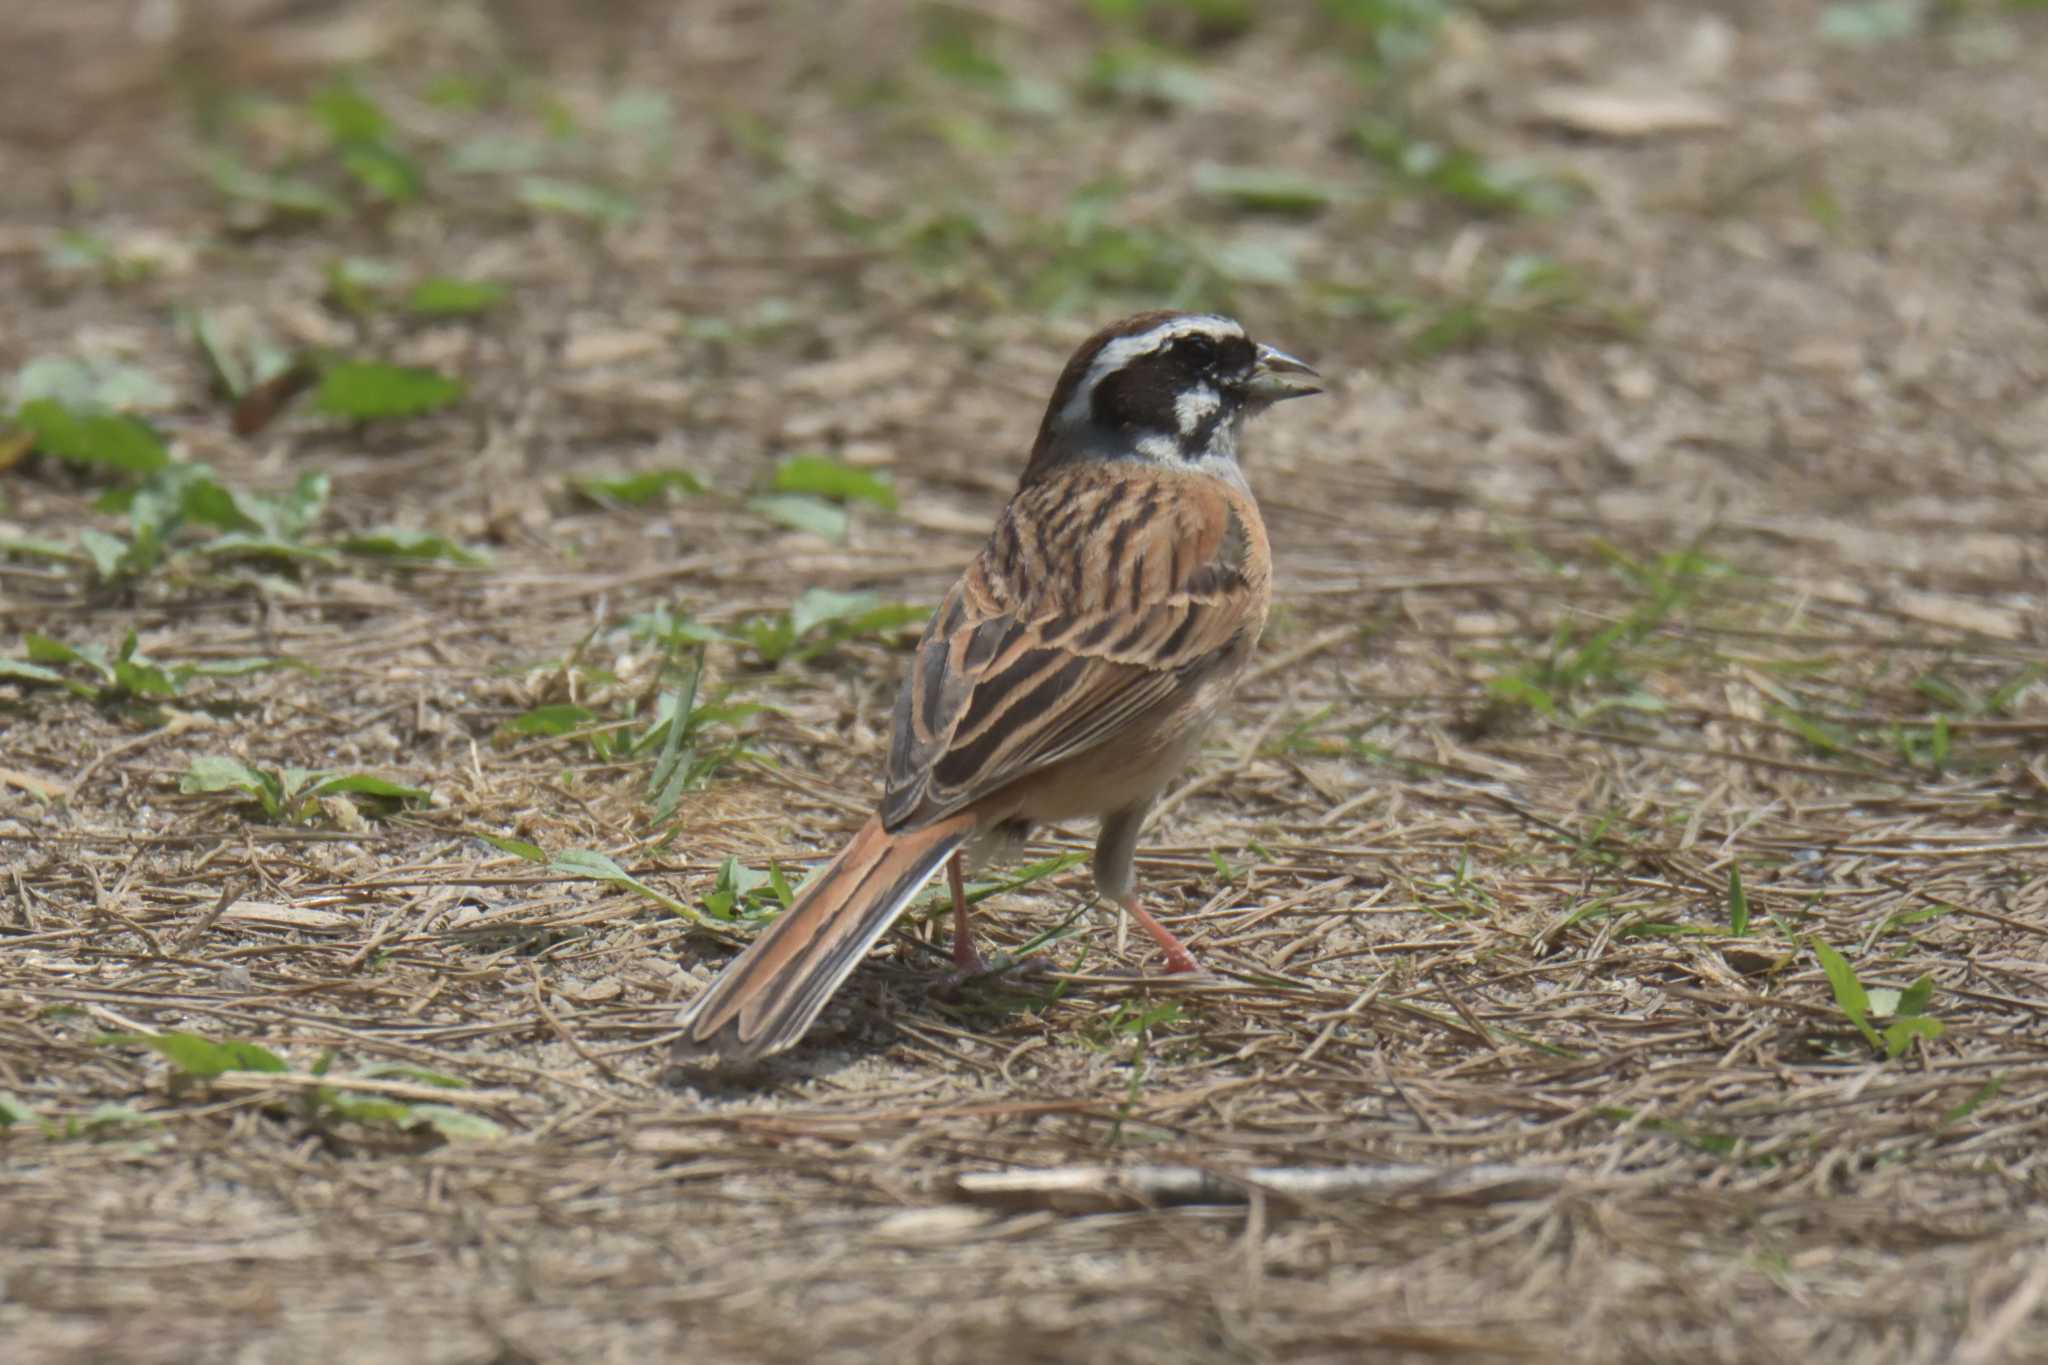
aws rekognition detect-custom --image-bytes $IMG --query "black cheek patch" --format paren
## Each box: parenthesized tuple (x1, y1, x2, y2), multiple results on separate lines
(1092, 363, 1177, 435)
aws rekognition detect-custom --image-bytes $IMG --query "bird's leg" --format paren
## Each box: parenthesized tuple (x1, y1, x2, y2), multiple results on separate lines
(1120, 895, 1202, 975)
(947, 852, 990, 976)
(1096, 802, 1204, 975)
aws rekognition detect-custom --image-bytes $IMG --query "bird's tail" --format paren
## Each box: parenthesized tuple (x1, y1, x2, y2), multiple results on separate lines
(672, 813, 974, 1064)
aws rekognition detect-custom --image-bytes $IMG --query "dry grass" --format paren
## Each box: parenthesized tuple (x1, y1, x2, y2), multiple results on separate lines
(3, 2, 2046, 1362)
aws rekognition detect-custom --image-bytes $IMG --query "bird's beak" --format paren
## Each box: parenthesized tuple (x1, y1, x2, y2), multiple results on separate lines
(1244, 343, 1324, 403)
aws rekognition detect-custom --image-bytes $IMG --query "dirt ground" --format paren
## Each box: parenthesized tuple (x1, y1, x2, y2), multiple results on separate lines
(2, 2, 2045, 1362)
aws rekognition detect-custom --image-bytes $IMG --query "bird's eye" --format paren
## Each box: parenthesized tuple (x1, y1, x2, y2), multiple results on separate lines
(1175, 334, 1218, 366)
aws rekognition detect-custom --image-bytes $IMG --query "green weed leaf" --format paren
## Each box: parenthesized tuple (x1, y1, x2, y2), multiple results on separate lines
(1486, 673, 1558, 719)
(76, 529, 131, 579)
(340, 528, 489, 565)
(789, 588, 884, 638)
(1727, 864, 1749, 936)
(406, 1105, 504, 1141)
(408, 278, 507, 317)
(16, 399, 169, 472)
(1193, 164, 1337, 214)
(475, 832, 548, 862)
(100, 1031, 288, 1078)
(517, 177, 635, 223)
(1356, 118, 1569, 216)
(340, 143, 422, 202)
(1810, 937, 1882, 1051)
(79, 1103, 161, 1135)
(357, 1063, 467, 1088)
(551, 848, 701, 922)
(0, 657, 88, 696)
(1882, 1016, 1944, 1058)
(305, 773, 430, 805)
(747, 493, 848, 541)
(180, 756, 285, 819)
(25, 633, 97, 671)
(315, 363, 464, 420)
(504, 704, 599, 737)
(13, 355, 175, 412)
(203, 153, 344, 218)
(0, 1092, 39, 1130)
(1087, 46, 1215, 110)
(308, 80, 389, 143)
(571, 468, 705, 506)
(703, 855, 778, 922)
(771, 454, 898, 509)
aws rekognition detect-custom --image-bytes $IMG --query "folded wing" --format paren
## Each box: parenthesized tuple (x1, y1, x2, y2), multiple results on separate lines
(881, 468, 1267, 832)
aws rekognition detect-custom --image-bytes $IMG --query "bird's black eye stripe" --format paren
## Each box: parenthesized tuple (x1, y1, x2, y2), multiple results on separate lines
(1173, 333, 1218, 365)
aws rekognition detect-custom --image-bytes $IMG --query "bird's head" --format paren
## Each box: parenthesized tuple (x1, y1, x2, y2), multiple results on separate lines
(1025, 311, 1322, 484)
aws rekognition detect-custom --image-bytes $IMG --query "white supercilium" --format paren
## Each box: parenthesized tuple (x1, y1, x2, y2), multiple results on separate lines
(1056, 314, 1245, 430)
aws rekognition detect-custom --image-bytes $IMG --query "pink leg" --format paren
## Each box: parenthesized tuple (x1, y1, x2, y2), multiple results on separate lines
(1120, 895, 1201, 974)
(947, 853, 989, 975)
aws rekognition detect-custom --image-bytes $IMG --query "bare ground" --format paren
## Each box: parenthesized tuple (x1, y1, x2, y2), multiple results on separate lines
(2, 2, 2046, 1362)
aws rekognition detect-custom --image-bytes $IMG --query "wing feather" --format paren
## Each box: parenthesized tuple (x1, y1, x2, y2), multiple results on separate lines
(881, 468, 1266, 831)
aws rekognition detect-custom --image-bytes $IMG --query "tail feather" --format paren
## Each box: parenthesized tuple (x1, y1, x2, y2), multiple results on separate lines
(673, 814, 974, 1063)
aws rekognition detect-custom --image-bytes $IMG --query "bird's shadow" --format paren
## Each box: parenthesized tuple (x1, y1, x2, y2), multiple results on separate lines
(658, 944, 1075, 1092)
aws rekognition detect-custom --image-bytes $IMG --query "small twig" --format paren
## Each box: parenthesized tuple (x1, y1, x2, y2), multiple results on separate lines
(85, 859, 166, 959)
(10, 866, 40, 932)
(1288, 981, 1384, 1070)
(83, 1003, 158, 1036)
(947, 1162, 1568, 1214)
(1956, 1256, 2048, 1365)
(175, 878, 241, 951)
(1435, 982, 1502, 1056)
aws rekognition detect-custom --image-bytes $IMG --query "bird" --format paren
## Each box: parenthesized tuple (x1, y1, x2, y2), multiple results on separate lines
(672, 310, 1323, 1064)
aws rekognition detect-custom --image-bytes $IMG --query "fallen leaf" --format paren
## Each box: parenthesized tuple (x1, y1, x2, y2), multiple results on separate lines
(0, 767, 65, 800)
(232, 358, 320, 436)
(562, 328, 668, 370)
(1527, 87, 1730, 139)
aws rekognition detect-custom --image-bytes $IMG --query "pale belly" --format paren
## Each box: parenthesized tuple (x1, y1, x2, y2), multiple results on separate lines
(994, 653, 1245, 826)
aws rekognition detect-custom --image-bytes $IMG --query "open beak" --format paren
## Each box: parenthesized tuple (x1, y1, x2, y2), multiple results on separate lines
(1244, 343, 1324, 403)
